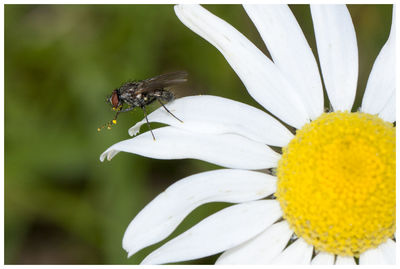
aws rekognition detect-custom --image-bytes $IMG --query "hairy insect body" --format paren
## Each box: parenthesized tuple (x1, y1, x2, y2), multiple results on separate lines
(119, 86, 174, 109)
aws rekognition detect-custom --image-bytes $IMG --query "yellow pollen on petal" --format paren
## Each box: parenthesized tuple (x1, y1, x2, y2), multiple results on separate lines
(276, 111, 395, 257)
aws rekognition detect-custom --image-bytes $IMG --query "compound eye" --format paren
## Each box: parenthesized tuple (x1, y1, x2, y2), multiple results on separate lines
(111, 90, 119, 108)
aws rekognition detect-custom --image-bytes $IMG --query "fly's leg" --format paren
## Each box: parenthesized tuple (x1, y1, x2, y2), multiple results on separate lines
(155, 89, 183, 123)
(141, 106, 156, 141)
(118, 106, 135, 113)
(97, 106, 135, 131)
(157, 99, 183, 123)
(112, 106, 135, 124)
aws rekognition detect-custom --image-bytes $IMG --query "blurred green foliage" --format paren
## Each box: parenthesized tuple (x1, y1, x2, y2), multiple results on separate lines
(4, 4, 392, 264)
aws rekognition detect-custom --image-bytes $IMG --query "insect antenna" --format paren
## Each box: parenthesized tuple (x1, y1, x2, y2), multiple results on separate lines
(141, 106, 156, 141)
(158, 99, 183, 123)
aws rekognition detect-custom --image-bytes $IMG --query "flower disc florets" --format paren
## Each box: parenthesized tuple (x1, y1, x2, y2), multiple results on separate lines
(276, 111, 395, 256)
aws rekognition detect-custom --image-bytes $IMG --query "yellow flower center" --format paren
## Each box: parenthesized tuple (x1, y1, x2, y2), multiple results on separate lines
(276, 111, 395, 257)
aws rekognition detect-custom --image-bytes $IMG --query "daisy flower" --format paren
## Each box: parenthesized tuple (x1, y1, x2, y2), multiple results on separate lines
(100, 4, 396, 265)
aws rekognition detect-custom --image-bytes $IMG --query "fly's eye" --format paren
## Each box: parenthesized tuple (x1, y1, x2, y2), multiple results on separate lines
(111, 90, 119, 108)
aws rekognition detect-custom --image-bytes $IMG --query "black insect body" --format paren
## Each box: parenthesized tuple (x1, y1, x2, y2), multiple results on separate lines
(99, 71, 188, 140)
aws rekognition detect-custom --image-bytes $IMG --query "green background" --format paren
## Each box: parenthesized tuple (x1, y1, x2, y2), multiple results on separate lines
(4, 4, 393, 264)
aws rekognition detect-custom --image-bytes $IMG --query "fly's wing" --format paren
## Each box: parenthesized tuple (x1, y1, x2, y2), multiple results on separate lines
(136, 71, 188, 94)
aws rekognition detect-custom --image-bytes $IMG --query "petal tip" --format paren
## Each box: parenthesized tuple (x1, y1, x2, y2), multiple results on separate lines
(174, 4, 185, 15)
(128, 124, 141, 136)
(100, 149, 120, 162)
(127, 251, 135, 259)
(174, 4, 202, 17)
(108, 150, 119, 161)
(123, 240, 139, 258)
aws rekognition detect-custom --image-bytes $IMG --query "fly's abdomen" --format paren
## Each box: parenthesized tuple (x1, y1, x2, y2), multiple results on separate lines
(155, 90, 175, 102)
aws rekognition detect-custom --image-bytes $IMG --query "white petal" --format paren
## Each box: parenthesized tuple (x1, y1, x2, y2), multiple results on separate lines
(216, 221, 293, 264)
(129, 95, 294, 147)
(359, 239, 396, 265)
(311, 251, 335, 265)
(359, 247, 386, 264)
(244, 4, 324, 120)
(361, 9, 395, 116)
(379, 238, 396, 264)
(335, 255, 356, 265)
(175, 4, 309, 129)
(311, 5, 358, 111)
(123, 169, 277, 257)
(271, 238, 313, 264)
(100, 126, 280, 169)
(378, 90, 395, 122)
(141, 200, 282, 264)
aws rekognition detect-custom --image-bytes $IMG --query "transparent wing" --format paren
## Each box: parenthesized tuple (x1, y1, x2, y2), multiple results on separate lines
(136, 71, 188, 94)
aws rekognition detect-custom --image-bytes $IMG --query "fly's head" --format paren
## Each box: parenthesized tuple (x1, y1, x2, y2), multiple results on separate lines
(98, 89, 123, 132)
(108, 89, 123, 111)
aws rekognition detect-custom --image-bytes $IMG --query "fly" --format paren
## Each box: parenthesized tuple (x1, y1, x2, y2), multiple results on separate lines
(98, 71, 188, 140)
